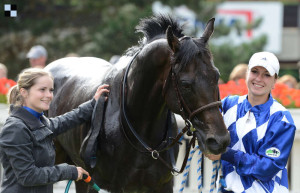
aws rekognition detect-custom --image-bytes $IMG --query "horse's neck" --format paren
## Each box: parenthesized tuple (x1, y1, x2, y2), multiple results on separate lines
(125, 48, 170, 144)
(126, 49, 169, 116)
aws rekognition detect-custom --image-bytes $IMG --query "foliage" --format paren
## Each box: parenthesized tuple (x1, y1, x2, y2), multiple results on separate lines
(219, 79, 300, 108)
(211, 35, 267, 82)
(0, 0, 155, 79)
(0, 0, 266, 82)
(0, 95, 6, 104)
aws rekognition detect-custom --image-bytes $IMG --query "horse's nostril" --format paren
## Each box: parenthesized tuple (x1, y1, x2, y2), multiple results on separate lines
(206, 138, 218, 147)
(206, 137, 221, 153)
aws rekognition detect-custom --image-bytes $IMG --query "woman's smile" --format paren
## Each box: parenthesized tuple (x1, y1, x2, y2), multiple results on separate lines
(246, 66, 276, 106)
(22, 75, 54, 113)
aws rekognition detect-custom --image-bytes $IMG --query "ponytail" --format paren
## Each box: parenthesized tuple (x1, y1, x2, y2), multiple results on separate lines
(7, 85, 23, 106)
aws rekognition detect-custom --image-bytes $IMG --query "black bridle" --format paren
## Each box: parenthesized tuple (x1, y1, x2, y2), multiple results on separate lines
(120, 46, 222, 174)
(121, 51, 184, 173)
(162, 60, 223, 135)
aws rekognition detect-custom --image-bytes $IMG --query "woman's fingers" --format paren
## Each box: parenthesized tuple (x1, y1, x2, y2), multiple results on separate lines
(204, 153, 221, 161)
(94, 84, 110, 101)
(76, 167, 89, 181)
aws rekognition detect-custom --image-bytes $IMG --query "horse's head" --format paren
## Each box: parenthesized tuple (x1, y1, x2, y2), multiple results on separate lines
(163, 18, 230, 155)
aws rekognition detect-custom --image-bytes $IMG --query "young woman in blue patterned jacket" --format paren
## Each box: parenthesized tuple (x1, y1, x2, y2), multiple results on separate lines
(206, 52, 296, 193)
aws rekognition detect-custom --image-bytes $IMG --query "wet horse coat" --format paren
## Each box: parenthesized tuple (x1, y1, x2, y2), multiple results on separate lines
(46, 15, 230, 193)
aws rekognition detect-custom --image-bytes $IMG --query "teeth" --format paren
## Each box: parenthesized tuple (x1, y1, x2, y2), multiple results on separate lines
(254, 84, 263, 88)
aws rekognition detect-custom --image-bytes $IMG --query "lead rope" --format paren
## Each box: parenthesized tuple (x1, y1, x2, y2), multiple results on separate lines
(217, 164, 226, 193)
(64, 175, 101, 193)
(179, 145, 226, 193)
(179, 145, 198, 193)
(209, 160, 219, 192)
(196, 148, 203, 192)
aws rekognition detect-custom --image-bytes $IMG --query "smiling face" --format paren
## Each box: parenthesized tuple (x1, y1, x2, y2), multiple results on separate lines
(246, 66, 277, 105)
(21, 75, 54, 113)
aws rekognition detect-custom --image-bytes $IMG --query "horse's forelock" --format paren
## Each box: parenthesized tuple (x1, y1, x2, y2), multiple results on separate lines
(172, 38, 212, 73)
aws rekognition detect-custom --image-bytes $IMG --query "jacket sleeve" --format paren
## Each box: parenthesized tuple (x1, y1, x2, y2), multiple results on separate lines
(0, 119, 78, 186)
(48, 99, 96, 136)
(221, 116, 296, 181)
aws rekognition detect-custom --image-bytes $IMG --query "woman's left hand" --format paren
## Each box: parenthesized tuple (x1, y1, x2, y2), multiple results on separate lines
(93, 84, 110, 101)
(205, 153, 221, 161)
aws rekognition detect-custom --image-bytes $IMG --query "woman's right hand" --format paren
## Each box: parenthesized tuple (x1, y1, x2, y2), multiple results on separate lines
(93, 84, 110, 101)
(76, 167, 89, 181)
(204, 153, 221, 161)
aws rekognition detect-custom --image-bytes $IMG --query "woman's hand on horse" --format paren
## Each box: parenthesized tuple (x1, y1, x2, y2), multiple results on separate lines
(76, 167, 89, 181)
(94, 84, 110, 101)
(204, 153, 221, 161)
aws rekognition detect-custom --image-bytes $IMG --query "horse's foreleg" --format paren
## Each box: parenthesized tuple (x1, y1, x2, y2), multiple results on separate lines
(87, 188, 100, 193)
(75, 180, 89, 193)
(153, 181, 173, 193)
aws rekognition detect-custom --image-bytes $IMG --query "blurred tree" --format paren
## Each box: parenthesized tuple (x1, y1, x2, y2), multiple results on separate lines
(162, 1, 266, 82)
(0, 0, 266, 83)
(211, 35, 267, 82)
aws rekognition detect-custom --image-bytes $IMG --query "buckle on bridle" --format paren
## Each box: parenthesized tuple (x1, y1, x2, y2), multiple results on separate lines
(185, 120, 195, 136)
(171, 167, 180, 176)
(151, 150, 159, 159)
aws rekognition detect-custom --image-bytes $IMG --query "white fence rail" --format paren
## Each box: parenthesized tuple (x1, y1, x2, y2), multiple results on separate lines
(1, 104, 300, 193)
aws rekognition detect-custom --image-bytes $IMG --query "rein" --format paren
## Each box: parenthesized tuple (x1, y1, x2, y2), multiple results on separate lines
(179, 145, 226, 193)
(120, 44, 222, 174)
(120, 51, 195, 174)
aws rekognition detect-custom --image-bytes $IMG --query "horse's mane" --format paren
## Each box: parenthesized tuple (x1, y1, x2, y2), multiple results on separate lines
(125, 15, 184, 56)
(125, 15, 213, 73)
(137, 15, 184, 42)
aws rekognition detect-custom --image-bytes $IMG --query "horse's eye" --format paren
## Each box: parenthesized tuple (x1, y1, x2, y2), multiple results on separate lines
(180, 81, 192, 89)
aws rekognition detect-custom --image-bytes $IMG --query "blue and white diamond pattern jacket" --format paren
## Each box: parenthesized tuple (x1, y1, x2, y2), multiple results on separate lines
(221, 95, 296, 193)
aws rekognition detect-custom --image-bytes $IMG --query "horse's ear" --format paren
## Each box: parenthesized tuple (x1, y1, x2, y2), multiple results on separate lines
(166, 25, 179, 53)
(201, 18, 215, 43)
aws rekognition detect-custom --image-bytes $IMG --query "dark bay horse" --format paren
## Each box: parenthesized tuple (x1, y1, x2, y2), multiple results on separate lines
(46, 15, 230, 193)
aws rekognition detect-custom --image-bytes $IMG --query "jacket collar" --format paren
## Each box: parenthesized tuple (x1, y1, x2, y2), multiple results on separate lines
(10, 105, 44, 130)
(244, 94, 274, 113)
(22, 106, 44, 120)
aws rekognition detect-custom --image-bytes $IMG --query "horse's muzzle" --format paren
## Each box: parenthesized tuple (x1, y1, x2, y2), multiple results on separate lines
(195, 131, 230, 155)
